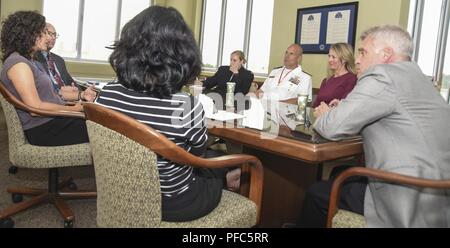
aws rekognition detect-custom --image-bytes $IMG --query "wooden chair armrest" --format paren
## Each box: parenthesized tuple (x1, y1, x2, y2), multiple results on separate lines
(29, 107, 85, 118)
(0, 82, 85, 119)
(83, 102, 263, 224)
(326, 167, 450, 227)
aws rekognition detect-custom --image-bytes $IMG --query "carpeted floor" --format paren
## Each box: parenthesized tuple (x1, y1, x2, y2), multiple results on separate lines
(0, 106, 98, 228)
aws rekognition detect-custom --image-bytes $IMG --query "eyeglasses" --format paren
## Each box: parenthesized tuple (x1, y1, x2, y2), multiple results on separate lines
(46, 30, 60, 38)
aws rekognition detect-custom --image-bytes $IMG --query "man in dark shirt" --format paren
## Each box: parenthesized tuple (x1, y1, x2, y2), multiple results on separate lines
(35, 23, 77, 93)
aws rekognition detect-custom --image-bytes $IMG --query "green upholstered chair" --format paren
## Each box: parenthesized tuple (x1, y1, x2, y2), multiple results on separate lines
(331, 209, 366, 228)
(327, 167, 450, 228)
(0, 82, 96, 228)
(83, 103, 264, 228)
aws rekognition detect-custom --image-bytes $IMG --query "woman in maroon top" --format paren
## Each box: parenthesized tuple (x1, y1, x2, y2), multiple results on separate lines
(313, 43, 357, 108)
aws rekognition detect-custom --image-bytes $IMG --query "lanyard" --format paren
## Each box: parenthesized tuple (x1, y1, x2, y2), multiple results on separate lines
(229, 69, 238, 82)
(229, 73, 234, 82)
(31, 59, 60, 95)
(278, 66, 298, 85)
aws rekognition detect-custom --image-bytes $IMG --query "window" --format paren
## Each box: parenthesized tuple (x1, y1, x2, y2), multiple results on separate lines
(221, 0, 247, 66)
(443, 32, 450, 102)
(201, 0, 222, 69)
(415, 1, 443, 76)
(408, 0, 450, 102)
(406, 0, 416, 35)
(200, 0, 274, 75)
(43, 0, 151, 62)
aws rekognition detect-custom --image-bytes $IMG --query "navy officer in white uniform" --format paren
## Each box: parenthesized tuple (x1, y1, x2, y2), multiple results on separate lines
(256, 44, 312, 102)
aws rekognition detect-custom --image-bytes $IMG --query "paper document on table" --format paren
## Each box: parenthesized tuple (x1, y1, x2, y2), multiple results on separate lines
(208, 111, 244, 121)
(198, 94, 216, 118)
(243, 97, 265, 130)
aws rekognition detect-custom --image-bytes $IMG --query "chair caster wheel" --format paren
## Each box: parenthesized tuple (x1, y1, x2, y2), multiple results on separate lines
(12, 193, 23, 203)
(68, 180, 78, 191)
(0, 218, 14, 228)
(8, 166, 18, 174)
(64, 220, 74, 228)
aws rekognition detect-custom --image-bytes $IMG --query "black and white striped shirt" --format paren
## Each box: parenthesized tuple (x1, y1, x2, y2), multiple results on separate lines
(95, 82, 208, 198)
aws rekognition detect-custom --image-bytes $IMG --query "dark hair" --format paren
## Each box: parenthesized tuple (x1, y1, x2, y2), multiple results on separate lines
(1, 11, 46, 62)
(109, 6, 202, 98)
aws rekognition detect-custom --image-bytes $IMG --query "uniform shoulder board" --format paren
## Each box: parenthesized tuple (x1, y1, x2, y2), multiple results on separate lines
(302, 70, 312, 76)
(273, 66, 283, 70)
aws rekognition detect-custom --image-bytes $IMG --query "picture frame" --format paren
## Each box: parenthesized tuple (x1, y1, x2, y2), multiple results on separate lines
(295, 2, 359, 54)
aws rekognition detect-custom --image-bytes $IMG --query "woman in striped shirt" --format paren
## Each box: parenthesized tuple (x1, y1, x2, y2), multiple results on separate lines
(95, 6, 240, 222)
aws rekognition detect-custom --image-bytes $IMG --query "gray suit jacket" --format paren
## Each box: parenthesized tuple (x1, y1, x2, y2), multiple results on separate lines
(35, 51, 74, 86)
(314, 61, 450, 227)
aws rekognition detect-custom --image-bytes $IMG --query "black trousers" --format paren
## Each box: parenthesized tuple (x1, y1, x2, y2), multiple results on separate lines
(161, 148, 230, 222)
(162, 166, 227, 222)
(24, 117, 89, 146)
(297, 167, 368, 228)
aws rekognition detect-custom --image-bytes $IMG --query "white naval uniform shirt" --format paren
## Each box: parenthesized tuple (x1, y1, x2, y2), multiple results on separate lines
(260, 65, 312, 101)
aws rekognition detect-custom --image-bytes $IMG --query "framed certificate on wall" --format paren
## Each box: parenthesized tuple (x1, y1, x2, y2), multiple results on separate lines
(295, 2, 359, 54)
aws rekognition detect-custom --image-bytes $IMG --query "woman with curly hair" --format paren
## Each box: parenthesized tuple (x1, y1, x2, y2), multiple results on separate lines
(0, 11, 95, 145)
(95, 6, 241, 222)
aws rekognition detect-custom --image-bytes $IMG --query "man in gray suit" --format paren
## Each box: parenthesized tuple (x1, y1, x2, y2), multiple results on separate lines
(298, 25, 450, 227)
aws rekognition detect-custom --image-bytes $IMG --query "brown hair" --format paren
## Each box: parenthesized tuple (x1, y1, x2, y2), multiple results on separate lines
(327, 43, 356, 78)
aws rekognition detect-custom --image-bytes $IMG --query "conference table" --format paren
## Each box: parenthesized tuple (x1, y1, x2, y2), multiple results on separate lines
(207, 102, 363, 227)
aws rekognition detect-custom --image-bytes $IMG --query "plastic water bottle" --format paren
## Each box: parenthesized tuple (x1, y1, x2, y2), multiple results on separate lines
(295, 91, 308, 122)
(225, 82, 236, 107)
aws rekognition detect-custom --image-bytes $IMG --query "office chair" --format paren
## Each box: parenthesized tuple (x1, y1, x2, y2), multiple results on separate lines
(0, 82, 96, 228)
(327, 167, 450, 228)
(83, 103, 264, 227)
(0, 105, 18, 176)
(8, 166, 18, 174)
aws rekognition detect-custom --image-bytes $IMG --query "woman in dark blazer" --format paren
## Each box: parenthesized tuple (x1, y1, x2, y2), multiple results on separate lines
(202, 50, 254, 98)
